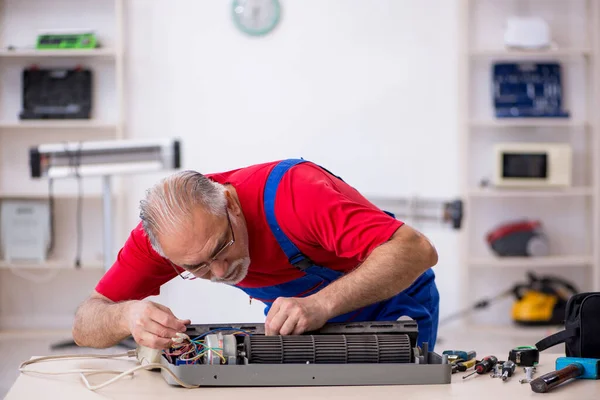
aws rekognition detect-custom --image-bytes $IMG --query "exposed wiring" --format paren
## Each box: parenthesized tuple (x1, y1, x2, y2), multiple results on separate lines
(191, 327, 252, 341)
(18, 330, 253, 391)
(18, 349, 199, 390)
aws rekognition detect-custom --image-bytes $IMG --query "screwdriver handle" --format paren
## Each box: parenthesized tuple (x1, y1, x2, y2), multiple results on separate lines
(462, 356, 497, 379)
(456, 358, 477, 372)
(476, 356, 498, 373)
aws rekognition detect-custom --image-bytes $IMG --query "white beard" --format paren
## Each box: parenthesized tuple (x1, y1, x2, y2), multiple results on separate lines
(211, 257, 251, 285)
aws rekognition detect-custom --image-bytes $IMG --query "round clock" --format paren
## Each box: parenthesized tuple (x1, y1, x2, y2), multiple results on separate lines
(232, 0, 281, 36)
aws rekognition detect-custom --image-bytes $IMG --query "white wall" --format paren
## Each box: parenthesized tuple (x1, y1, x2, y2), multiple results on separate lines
(0, 0, 462, 330)
(121, 0, 461, 324)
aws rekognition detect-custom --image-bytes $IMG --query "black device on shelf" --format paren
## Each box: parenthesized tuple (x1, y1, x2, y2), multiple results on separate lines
(19, 67, 92, 120)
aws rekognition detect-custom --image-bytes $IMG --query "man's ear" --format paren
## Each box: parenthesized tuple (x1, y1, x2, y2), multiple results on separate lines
(224, 188, 242, 215)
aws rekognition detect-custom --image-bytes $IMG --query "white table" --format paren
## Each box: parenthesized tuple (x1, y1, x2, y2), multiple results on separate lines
(5, 353, 599, 399)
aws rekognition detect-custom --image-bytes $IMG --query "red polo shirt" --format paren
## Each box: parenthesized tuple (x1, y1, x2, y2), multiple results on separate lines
(95, 160, 403, 302)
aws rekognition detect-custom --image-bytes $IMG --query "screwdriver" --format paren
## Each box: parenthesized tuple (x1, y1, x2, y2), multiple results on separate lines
(456, 358, 477, 372)
(501, 360, 516, 381)
(462, 356, 498, 379)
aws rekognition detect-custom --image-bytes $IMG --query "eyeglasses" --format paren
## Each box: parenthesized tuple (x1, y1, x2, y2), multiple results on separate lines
(170, 209, 235, 280)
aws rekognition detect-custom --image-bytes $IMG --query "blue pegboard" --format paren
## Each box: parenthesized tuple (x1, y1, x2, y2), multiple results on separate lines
(492, 62, 570, 118)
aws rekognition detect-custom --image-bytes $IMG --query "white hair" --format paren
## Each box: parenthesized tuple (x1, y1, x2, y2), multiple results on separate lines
(139, 170, 227, 256)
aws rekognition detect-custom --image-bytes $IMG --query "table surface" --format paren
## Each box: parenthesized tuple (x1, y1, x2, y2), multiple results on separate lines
(5, 353, 599, 399)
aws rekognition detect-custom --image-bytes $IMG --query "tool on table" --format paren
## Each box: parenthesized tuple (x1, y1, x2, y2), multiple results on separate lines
(443, 350, 476, 361)
(519, 366, 537, 384)
(509, 346, 539, 367)
(448, 355, 460, 364)
(530, 357, 600, 393)
(456, 358, 476, 372)
(451, 359, 464, 374)
(509, 345, 540, 384)
(490, 362, 503, 378)
(501, 360, 516, 381)
(462, 356, 498, 379)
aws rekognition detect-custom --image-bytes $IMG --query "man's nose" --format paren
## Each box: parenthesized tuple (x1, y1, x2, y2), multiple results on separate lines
(211, 259, 229, 278)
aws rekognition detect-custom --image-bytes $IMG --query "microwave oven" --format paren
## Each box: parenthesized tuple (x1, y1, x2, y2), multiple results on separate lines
(493, 142, 572, 187)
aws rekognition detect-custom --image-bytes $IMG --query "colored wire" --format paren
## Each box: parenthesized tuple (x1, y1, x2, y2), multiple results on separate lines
(191, 327, 252, 341)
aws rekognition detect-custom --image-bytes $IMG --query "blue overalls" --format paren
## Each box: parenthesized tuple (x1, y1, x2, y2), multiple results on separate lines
(234, 159, 440, 349)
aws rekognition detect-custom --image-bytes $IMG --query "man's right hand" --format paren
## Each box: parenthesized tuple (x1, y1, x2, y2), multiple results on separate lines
(126, 300, 190, 349)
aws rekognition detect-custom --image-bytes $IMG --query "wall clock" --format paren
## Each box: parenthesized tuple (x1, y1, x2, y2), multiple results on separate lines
(232, 0, 281, 36)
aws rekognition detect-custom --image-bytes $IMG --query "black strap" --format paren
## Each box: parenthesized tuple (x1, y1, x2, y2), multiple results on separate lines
(535, 327, 578, 352)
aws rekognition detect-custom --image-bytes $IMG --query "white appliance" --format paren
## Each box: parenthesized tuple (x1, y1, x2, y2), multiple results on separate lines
(0, 200, 50, 262)
(504, 17, 551, 50)
(493, 142, 572, 188)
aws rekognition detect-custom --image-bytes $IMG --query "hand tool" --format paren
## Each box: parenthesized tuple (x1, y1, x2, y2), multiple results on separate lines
(450, 358, 464, 374)
(455, 358, 476, 372)
(530, 357, 600, 393)
(509, 346, 539, 367)
(501, 360, 516, 381)
(519, 366, 537, 383)
(443, 350, 476, 361)
(448, 355, 460, 364)
(462, 356, 498, 379)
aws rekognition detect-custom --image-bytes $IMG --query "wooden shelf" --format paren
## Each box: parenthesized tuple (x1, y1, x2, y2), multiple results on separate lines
(0, 259, 103, 269)
(469, 119, 587, 128)
(469, 255, 593, 268)
(0, 120, 117, 130)
(470, 48, 592, 59)
(0, 48, 116, 58)
(468, 187, 594, 198)
(0, 193, 104, 200)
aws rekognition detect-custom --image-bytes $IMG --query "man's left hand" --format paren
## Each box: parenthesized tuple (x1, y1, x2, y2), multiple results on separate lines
(265, 296, 331, 335)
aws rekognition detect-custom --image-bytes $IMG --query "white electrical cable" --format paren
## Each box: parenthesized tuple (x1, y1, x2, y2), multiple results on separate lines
(79, 362, 198, 390)
(18, 349, 199, 390)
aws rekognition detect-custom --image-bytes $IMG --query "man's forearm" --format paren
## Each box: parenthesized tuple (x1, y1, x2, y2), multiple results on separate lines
(313, 225, 438, 319)
(72, 297, 133, 348)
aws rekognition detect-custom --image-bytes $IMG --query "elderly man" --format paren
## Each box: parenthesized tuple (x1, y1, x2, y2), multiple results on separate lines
(72, 159, 440, 350)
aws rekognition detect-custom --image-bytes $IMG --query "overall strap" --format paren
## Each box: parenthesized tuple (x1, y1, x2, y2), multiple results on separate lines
(535, 327, 578, 352)
(264, 159, 313, 271)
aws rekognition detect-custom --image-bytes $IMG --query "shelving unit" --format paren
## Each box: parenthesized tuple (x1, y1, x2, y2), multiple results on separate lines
(469, 255, 593, 269)
(0, 259, 103, 270)
(0, 0, 125, 271)
(470, 48, 592, 58)
(469, 119, 589, 128)
(0, 48, 116, 58)
(0, 121, 118, 129)
(468, 187, 594, 198)
(458, 0, 600, 326)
